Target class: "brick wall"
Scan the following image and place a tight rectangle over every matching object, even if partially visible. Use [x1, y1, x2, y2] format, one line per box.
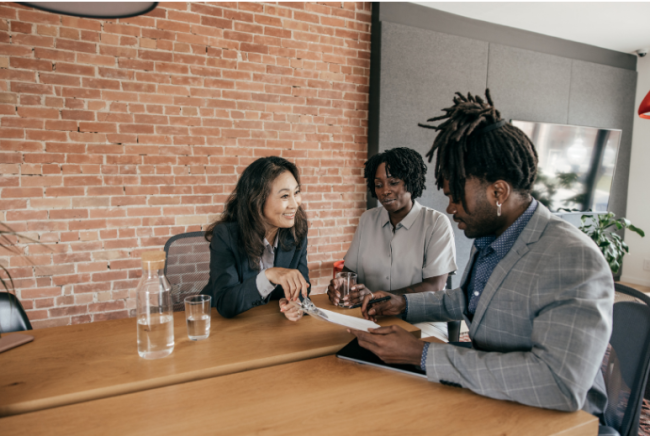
[0, 2, 370, 328]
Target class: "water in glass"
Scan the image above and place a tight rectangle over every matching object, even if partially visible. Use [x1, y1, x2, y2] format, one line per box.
[187, 314, 210, 340]
[185, 295, 211, 340]
[336, 272, 357, 308]
[137, 314, 174, 359]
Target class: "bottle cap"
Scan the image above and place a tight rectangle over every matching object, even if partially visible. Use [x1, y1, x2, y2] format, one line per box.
[141, 251, 166, 271]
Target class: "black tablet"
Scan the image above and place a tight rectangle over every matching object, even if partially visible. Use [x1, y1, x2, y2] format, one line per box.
[335, 338, 427, 378]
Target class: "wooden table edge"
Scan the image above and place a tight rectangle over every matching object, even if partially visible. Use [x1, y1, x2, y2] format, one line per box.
[0, 294, 420, 418]
[0, 354, 600, 436]
[0, 342, 352, 418]
[550, 417, 598, 436]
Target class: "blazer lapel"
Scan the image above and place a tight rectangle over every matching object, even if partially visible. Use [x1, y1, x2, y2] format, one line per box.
[468, 203, 552, 336]
[460, 246, 478, 290]
[274, 239, 297, 269]
[461, 247, 479, 328]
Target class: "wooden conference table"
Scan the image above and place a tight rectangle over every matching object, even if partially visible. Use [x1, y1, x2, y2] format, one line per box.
[0, 293, 598, 435]
[0, 355, 597, 436]
[0, 294, 418, 417]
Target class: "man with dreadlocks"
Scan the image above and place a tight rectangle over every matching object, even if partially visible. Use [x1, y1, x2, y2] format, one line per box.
[350, 90, 613, 419]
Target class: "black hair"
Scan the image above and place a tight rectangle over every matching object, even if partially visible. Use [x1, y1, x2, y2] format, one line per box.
[204, 156, 308, 270]
[419, 89, 538, 206]
[364, 147, 427, 199]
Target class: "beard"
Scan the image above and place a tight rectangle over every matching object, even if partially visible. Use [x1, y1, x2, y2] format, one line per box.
[459, 192, 501, 239]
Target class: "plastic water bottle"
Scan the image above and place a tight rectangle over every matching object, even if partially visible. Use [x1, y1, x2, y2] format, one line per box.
[136, 251, 174, 359]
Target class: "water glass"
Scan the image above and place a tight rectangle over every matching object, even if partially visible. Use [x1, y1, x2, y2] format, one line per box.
[185, 295, 211, 341]
[336, 272, 357, 308]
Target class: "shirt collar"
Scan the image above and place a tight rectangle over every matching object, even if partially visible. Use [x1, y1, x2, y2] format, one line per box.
[263, 234, 279, 251]
[474, 198, 538, 258]
[381, 201, 423, 230]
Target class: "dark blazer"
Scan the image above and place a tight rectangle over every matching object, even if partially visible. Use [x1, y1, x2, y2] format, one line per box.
[200, 222, 310, 318]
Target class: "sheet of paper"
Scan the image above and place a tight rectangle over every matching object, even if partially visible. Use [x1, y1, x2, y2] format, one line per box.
[309, 307, 380, 332]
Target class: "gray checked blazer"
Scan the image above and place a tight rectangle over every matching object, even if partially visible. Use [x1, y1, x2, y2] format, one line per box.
[405, 203, 614, 416]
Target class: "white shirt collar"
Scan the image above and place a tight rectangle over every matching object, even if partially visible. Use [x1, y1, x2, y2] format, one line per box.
[263, 234, 279, 250]
[381, 200, 423, 230]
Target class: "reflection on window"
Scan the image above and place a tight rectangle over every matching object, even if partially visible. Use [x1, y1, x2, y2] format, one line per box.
[511, 121, 621, 212]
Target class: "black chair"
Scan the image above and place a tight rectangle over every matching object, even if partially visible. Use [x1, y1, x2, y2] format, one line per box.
[446, 275, 462, 342]
[0, 292, 32, 333]
[163, 232, 211, 312]
[599, 283, 650, 436]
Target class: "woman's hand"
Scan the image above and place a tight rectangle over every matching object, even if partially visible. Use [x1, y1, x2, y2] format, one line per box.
[279, 298, 303, 322]
[265, 267, 309, 301]
[360, 290, 406, 321]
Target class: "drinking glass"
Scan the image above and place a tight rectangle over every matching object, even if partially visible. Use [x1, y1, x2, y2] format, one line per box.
[185, 295, 211, 341]
[335, 272, 357, 308]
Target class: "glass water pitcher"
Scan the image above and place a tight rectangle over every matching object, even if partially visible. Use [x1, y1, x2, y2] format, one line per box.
[136, 251, 174, 359]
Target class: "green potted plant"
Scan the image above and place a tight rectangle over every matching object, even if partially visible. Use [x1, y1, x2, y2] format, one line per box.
[579, 212, 645, 276]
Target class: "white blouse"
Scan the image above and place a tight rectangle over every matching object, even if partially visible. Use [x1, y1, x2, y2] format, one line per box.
[344, 201, 457, 293]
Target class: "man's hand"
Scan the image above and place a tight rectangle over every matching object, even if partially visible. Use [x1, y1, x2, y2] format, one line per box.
[349, 325, 425, 366]
[265, 267, 309, 301]
[360, 291, 406, 321]
[279, 298, 303, 322]
[327, 278, 369, 307]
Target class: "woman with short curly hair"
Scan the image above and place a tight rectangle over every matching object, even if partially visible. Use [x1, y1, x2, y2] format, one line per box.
[328, 147, 457, 338]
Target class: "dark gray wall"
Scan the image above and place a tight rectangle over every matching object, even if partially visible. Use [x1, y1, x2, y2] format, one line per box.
[370, 3, 638, 287]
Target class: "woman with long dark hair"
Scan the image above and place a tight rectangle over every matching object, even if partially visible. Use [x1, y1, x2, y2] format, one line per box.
[201, 156, 310, 319]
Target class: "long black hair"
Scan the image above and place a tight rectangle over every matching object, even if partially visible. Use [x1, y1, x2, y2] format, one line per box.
[419, 89, 538, 206]
[205, 156, 308, 270]
[364, 147, 427, 199]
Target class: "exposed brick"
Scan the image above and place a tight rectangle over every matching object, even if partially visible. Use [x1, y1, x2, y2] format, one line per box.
[11, 21, 32, 34]
[76, 53, 115, 67]
[56, 62, 95, 76]
[12, 82, 54, 96]
[2, 0, 370, 329]
[18, 10, 60, 25]
[56, 38, 96, 53]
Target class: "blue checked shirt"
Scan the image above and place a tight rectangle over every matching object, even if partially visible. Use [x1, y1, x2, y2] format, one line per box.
[419, 198, 538, 371]
[466, 199, 538, 315]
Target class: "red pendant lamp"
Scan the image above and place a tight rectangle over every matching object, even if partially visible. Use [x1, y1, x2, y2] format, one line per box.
[639, 90, 650, 119]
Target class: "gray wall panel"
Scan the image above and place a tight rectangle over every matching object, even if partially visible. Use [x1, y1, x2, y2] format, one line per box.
[379, 22, 489, 286]
[369, 4, 638, 288]
[378, 3, 636, 71]
[487, 44, 572, 124]
[568, 61, 638, 221]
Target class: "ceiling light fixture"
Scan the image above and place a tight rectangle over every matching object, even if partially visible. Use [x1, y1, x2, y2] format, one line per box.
[22, 2, 158, 19]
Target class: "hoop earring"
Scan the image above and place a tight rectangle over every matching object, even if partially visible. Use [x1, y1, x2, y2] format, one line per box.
[496, 201, 502, 217]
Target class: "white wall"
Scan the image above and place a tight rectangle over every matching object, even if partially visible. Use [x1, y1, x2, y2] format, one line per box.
[621, 55, 650, 286]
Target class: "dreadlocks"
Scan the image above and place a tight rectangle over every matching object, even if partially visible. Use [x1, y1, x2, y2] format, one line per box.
[418, 89, 538, 206]
[364, 147, 428, 199]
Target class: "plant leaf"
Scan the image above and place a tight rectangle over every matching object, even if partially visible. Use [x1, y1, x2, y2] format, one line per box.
[628, 225, 645, 237]
[0, 263, 15, 293]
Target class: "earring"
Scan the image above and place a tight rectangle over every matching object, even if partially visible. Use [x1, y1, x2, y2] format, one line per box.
[496, 201, 502, 217]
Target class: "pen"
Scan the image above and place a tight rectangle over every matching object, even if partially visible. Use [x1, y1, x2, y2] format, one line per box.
[349, 296, 391, 309]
